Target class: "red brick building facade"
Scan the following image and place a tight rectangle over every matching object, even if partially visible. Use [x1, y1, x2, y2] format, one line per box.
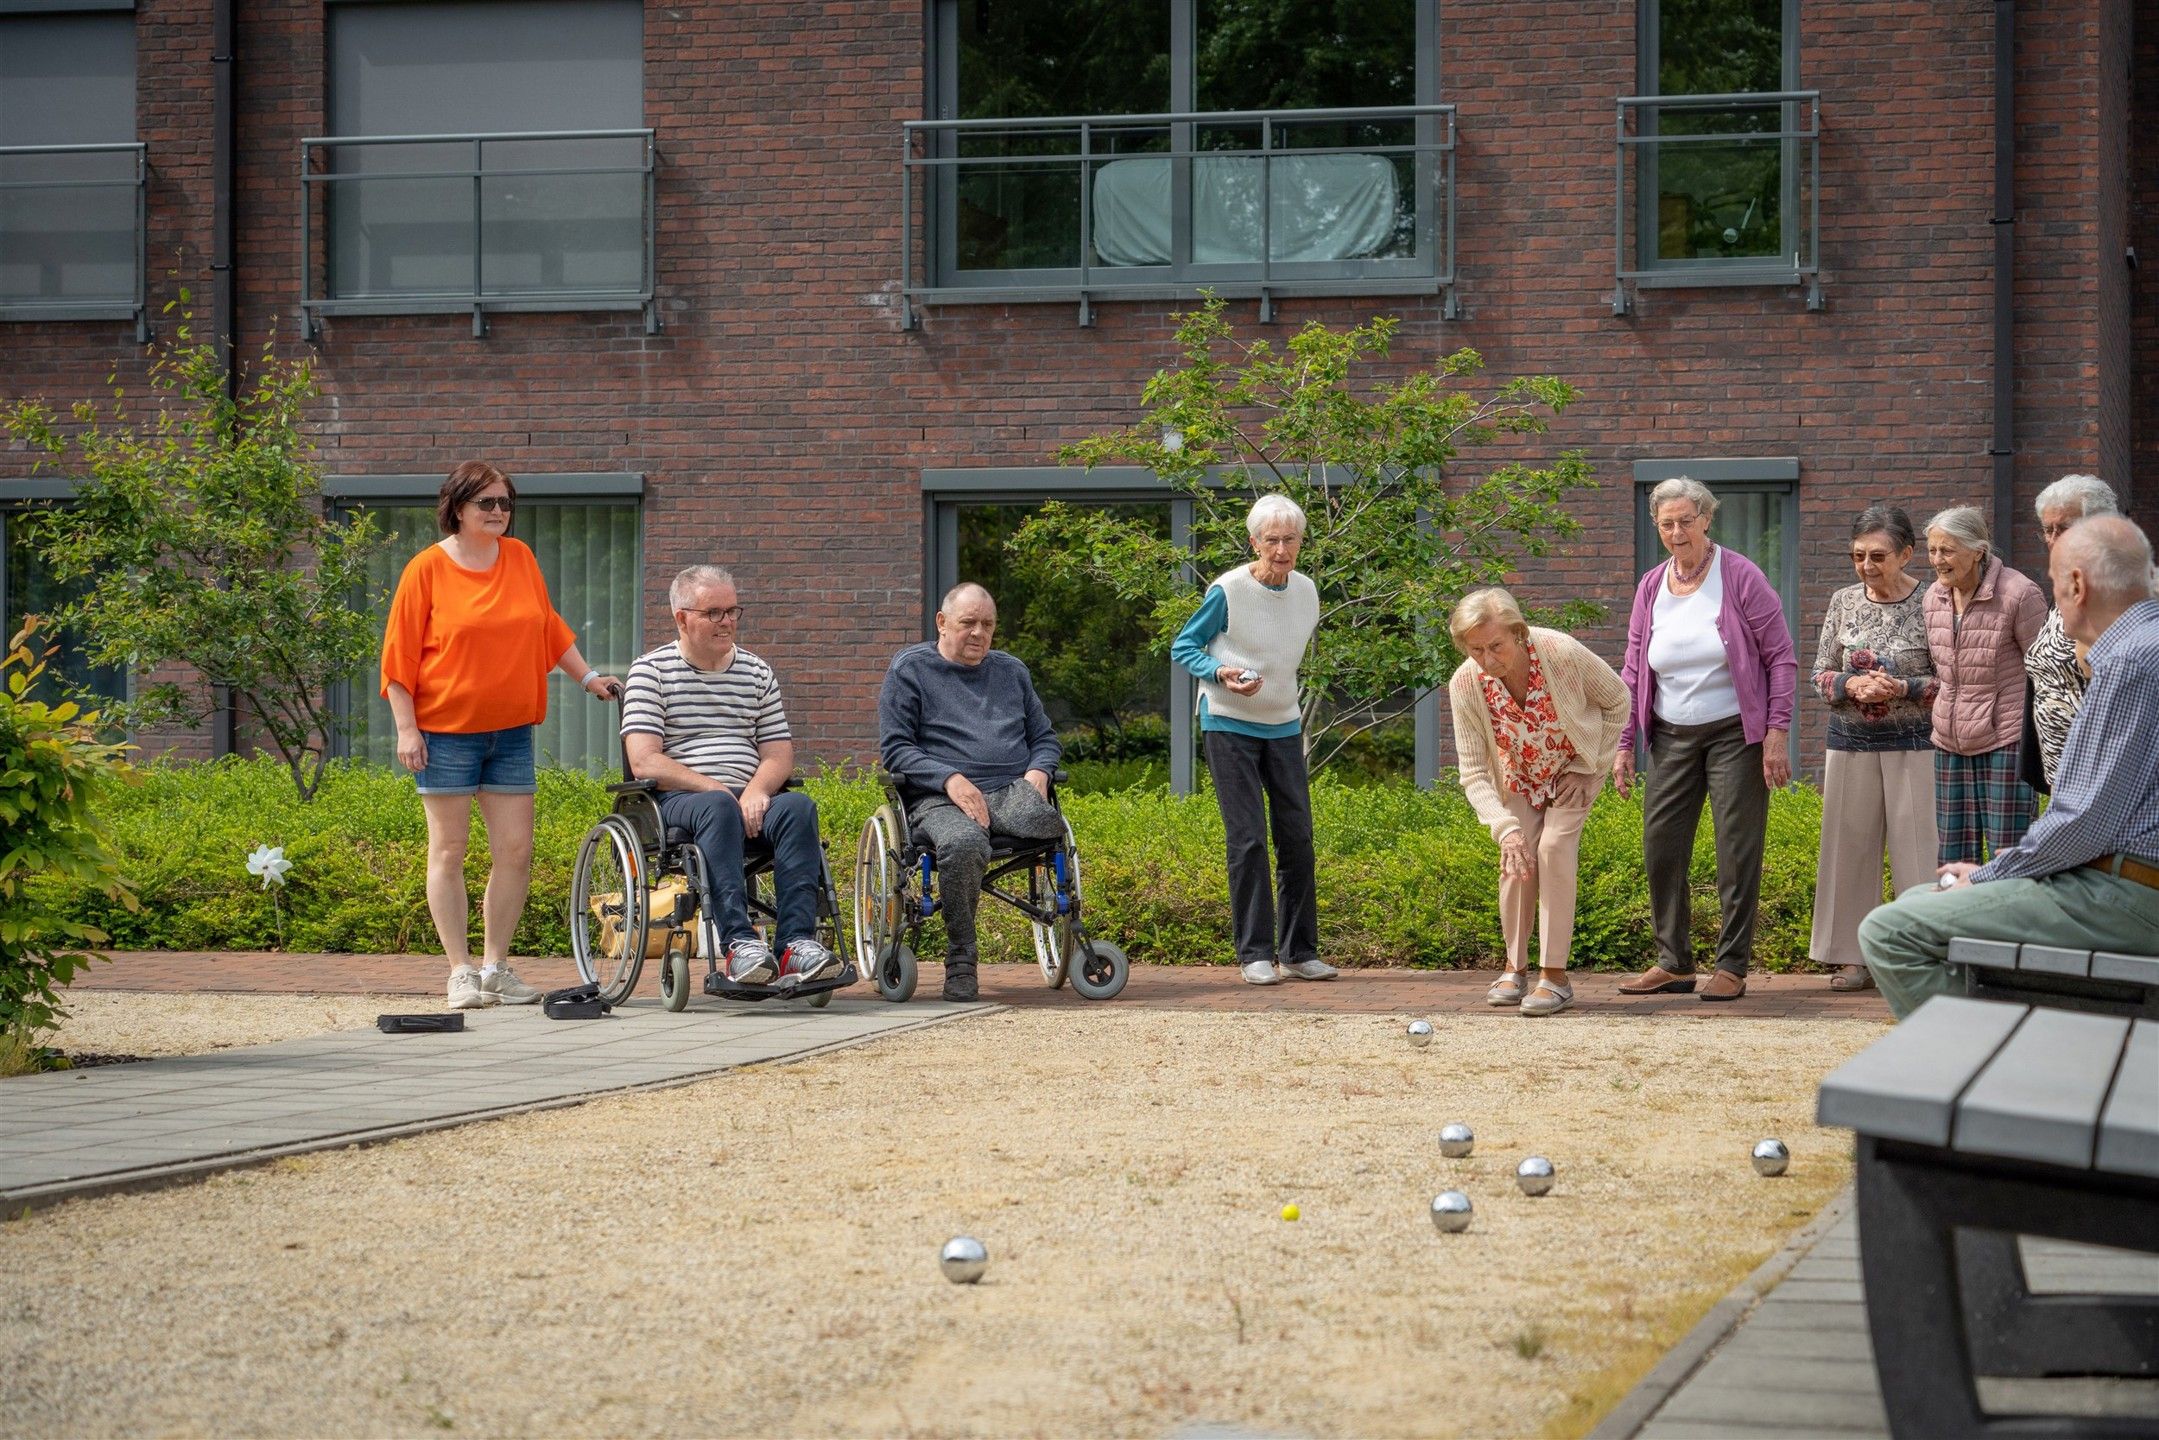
[4, 0, 2155, 777]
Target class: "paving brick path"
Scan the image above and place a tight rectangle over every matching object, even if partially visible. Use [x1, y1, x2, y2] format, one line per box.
[79, 951, 1891, 1018]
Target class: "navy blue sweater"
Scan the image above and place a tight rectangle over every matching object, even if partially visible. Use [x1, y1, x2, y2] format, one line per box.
[878, 643, 1061, 799]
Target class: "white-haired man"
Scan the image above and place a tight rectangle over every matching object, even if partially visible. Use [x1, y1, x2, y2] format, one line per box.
[2024, 473, 2119, 788]
[619, 565, 839, 987]
[1171, 494, 1334, 986]
[1861, 516, 2159, 1017]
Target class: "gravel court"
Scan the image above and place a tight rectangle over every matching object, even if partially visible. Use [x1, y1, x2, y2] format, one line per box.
[0, 1007, 1885, 1439]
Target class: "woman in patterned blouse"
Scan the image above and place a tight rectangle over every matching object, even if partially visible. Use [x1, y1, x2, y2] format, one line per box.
[1808, 505, 1939, 991]
[2025, 474, 2119, 789]
[1447, 588, 1631, 1016]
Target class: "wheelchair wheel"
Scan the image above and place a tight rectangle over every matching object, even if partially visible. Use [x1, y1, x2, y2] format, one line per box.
[659, 939, 692, 1013]
[1068, 936, 1130, 1002]
[805, 987, 833, 1009]
[571, 815, 648, 1006]
[873, 942, 918, 1004]
[1028, 815, 1083, 989]
[853, 805, 912, 989]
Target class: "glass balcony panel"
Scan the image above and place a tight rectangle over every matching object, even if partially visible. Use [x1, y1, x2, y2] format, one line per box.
[328, 175, 476, 300]
[479, 172, 643, 295]
[1651, 129, 1784, 263]
[0, 179, 135, 304]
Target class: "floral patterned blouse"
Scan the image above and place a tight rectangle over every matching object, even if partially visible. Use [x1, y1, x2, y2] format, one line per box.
[1479, 642, 1580, 808]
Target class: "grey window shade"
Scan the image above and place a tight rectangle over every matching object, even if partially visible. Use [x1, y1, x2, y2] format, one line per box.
[324, 0, 643, 301]
[0, 12, 136, 304]
[349, 501, 642, 776]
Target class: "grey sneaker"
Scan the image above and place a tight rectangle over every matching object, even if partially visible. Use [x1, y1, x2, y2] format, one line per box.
[446, 964, 491, 1010]
[481, 964, 543, 1005]
[726, 936, 779, 985]
[781, 938, 840, 986]
[1283, 958, 1338, 982]
[1241, 960, 1284, 986]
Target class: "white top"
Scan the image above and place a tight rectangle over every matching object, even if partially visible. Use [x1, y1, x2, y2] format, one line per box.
[1647, 548, 1742, 726]
[619, 641, 790, 788]
[1202, 564, 1319, 728]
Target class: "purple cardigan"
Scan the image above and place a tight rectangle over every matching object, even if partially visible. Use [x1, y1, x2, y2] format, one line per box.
[1618, 547, 1799, 752]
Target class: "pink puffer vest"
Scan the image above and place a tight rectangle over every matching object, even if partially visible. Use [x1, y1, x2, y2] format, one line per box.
[1922, 554, 2047, 755]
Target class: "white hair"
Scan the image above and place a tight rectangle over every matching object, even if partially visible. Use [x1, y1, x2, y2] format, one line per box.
[669, 564, 737, 611]
[1648, 476, 1719, 523]
[1924, 504, 1991, 556]
[1246, 494, 1308, 539]
[2034, 473, 2118, 522]
[2057, 517, 2155, 604]
[1447, 587, 1529, 647]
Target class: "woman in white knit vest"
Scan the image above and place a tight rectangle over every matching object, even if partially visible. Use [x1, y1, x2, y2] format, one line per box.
[1447, 588, 1630, 1015]
[1171, 495, 1332, 986]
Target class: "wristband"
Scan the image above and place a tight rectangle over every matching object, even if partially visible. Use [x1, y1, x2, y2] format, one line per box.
[580, 668, 600, 689]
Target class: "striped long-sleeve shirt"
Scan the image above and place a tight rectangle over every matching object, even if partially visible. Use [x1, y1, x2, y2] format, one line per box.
[1972, 599, 2159, 882]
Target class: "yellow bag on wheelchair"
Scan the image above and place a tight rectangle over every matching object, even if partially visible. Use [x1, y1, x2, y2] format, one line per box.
[587, 877, 700, 959]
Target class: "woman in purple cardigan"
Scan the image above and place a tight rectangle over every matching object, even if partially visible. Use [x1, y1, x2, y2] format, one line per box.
[1612, 477, 1799, 1002]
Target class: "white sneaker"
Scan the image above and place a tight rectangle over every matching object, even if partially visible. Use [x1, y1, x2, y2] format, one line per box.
[727, 936, 779, 985]
[481, 964, 543, 1005]
[447, 964, 492, 1010]
[1282, 958, 1338, 982]
[1241, 960, 1284, 986]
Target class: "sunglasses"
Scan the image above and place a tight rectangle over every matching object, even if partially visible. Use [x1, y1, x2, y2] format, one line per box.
[470, 496, 514, 513]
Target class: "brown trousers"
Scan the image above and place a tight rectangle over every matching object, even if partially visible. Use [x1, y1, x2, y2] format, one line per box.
[1642, 715, 1769, 977]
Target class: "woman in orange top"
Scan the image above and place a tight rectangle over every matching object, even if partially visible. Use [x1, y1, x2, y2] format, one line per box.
[381, 461, 620, 1011]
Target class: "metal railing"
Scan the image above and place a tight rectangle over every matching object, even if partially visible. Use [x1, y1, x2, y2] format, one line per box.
[0, 142, 149, 340]
[300, 128, 657, 338]
[1614, 91, 1821, 313]
[901, 104, 1456, 327]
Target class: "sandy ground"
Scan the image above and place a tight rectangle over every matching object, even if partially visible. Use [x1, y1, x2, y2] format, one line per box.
[47, 991, 411, 1058]
[0, 1004, 1886, 1440]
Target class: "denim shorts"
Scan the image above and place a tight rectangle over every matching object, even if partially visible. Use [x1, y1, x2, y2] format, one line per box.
[415, 725, 537, 796]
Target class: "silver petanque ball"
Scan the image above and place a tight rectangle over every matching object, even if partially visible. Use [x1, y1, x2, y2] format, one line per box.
[1430, 1191, 1474, 1233]
[1752, 1138, 1791, 1177]
[940, 1236, 989, 1284]
[1515, 1155, 1556, 1196]
[1407, 1019, 1434, 1048]
[1439, 1123, 1475, 1159]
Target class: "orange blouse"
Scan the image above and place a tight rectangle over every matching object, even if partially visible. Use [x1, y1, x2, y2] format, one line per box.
[379, 537, 576, 734]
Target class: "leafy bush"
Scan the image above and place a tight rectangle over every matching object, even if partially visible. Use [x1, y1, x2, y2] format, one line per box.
[2, 621, 138, 1060]
[34, 755, 1837, 973]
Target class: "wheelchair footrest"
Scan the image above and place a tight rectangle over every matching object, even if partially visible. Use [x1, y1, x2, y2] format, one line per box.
[701, 963, 859, 1003]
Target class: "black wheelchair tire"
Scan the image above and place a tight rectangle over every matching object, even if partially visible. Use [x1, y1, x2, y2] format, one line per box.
[571, 814, 648, 1007]
[1068, 937, 1129, 1002]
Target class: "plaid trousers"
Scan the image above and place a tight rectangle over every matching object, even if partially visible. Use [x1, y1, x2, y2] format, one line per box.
[1934, 745, 2036, 866]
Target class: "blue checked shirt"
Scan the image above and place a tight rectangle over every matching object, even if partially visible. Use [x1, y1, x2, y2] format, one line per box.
[1974, 599, 2159, 883]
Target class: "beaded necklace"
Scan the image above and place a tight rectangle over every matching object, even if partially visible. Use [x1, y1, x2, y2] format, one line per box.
[1671, 543, 1717, 589]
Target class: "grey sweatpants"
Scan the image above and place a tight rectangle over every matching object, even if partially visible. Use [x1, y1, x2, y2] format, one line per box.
[907, 780, 1065, 961]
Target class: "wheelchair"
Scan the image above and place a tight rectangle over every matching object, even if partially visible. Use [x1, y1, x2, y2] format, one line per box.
[570, 735, 854, 1012]
[850, 770, 1129, 1003]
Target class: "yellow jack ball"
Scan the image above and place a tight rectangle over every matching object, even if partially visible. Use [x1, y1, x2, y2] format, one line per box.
[1280, 1203, 1300, 1222]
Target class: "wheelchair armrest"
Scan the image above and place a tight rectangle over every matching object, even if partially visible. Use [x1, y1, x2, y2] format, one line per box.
[607, 777, 659, 796]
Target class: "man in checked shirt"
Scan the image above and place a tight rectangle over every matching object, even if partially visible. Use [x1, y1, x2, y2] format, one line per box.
[1860, 516, 2159, 1019]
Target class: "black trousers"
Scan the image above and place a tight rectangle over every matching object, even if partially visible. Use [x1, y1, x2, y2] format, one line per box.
[1641, 715, 1770, 977]
[1204, 729, 1319, 967]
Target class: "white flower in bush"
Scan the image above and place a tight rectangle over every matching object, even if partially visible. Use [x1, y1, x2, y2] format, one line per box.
[245, 844, 292, 890]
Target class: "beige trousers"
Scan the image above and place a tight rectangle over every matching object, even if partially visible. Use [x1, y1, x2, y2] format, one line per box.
[1498, 787, 1594, 971]
[1809, 747, 1939, 968]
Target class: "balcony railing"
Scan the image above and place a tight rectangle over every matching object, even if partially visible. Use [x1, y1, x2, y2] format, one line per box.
[0, 142, 149, 340]
[900, 104, 1456, 328]
[300, 129, 657, 338]
[1614, 91, 1821, 313]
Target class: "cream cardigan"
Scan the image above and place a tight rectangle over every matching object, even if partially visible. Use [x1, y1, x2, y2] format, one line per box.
[1448, 627, 1631, 843]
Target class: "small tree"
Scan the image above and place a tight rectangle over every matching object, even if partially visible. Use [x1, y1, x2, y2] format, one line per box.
[4, 316, 386, 800]
[0, 619, 137, 1066]
[1012, 296, 1597, 773]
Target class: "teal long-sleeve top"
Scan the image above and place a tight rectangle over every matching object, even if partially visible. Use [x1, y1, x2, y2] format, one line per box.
[1170, 581, 1304, 740]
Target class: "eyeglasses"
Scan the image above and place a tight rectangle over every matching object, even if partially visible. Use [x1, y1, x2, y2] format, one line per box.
[470, 496, 514, 513]
[2040, 521, 2074, 541]
[683, 605, 742, 624]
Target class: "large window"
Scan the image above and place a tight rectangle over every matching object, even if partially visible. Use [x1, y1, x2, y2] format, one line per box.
[0, 5, 145, 332]
[912, 0, 1448, 316]
[0, 503, 128, 709]
[331, 478, 642, 776]
[305, 0, 653, 335]
[1619, 0, 1818, 305]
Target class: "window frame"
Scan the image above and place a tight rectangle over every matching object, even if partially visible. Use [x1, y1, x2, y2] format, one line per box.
[911, 0, 1452, 322]
[322, 471, 644, 774]
[0, 480, 133, 711]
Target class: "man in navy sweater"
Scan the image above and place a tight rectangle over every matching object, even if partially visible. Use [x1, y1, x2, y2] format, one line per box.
[878, 583, 1064, 1001]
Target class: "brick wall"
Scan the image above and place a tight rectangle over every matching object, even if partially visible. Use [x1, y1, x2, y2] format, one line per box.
[2131, 0, 2159, 526]
[3, 0, 2133, 774]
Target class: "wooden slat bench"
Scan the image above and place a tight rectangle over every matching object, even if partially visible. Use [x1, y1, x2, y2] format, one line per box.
[1817, 995, 2159, 1437]
[1950, 937, 2159, 1018]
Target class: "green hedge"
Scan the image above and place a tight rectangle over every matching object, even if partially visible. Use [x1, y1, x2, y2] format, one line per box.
[43, 756, 1834, 971]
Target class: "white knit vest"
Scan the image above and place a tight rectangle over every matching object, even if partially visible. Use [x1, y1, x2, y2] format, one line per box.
[1202, 565, 1319, 727]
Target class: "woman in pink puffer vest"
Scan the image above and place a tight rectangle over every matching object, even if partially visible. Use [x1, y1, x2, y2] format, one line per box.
[1922, 505, 2047, 864]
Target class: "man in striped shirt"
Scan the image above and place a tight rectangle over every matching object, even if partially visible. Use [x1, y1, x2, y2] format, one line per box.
[1860, 517, 2159, 1018]
[620, 564, 839, 988]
